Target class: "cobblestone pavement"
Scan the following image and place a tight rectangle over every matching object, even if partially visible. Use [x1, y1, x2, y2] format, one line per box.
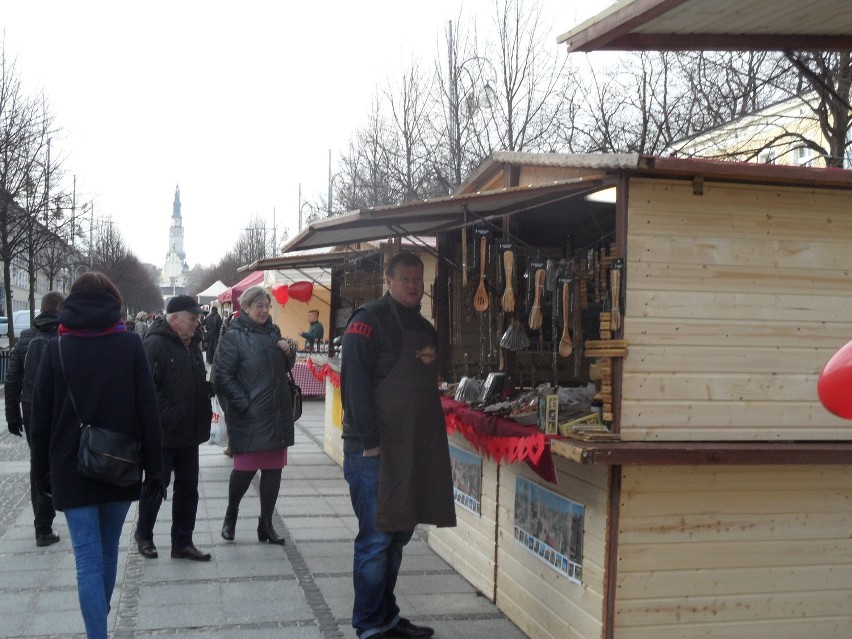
[0, 390, 527, 639]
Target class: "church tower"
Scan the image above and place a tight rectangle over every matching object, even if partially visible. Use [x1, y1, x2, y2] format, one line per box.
[160, 184, 190, 295]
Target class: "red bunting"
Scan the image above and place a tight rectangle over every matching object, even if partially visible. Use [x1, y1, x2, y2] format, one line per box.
[305, 357, 341, 388]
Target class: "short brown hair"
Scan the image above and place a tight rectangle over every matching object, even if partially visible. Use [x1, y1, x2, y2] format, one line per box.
[70, 271, 123, 303]
[385, 252, 423, 277]
[40, 290, 65, 315]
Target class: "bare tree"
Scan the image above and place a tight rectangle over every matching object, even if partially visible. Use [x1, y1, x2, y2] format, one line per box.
[0, 44, 55, 341]
[433, 17, 490, 191]
[784, 51, 852, 167]
[481, 0, 569, 153]
[336, 98, 399, 211]
[88, 218, 161, 315]
[382, 60, 441, 202]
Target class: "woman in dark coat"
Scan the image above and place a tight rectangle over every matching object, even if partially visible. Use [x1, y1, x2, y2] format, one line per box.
[30, 272, 164, 639]
[214, 285, 296, 544]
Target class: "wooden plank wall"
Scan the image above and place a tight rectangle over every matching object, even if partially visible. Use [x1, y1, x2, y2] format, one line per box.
[427, 433, 500, 600]
[615, 465, 852, 638]
[623, 178, 852, 440]
[494, 458, 609, 639]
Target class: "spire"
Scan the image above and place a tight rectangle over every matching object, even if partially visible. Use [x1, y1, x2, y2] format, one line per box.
[173, 184, 181, 219]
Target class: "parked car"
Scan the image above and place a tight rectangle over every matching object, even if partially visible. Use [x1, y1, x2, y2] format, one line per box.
[10, 309, 32, 332]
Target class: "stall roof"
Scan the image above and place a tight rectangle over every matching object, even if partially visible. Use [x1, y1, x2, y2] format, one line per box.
[238, 246, 378, 273]
[557, 0, 852, 52]
[281, 176, 605, 252]
[217, 270, 264, 305]
[279, 153, 852, 254]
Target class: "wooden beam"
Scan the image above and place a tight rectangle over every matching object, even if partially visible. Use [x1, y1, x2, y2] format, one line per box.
[558, 0, 690, 52]
[596, 33, 852, 52]
[551, 439, 852, 465]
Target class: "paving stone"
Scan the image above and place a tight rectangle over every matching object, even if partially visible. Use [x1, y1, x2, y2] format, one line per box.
[0, 397, 528, 639]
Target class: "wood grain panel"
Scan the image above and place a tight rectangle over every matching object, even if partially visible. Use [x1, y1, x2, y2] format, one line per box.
[614, 466, 852, 637]
[622, 372, 820, 402]
[628, 289, 852, 322]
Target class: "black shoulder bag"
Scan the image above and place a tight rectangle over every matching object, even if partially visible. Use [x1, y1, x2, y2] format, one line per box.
[58, 337, 142, 487]
[288, 369, 303, 422]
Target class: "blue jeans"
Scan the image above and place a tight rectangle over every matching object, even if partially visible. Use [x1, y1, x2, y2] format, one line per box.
[344, 452, 414, 638]
[64, 501, 132, 639]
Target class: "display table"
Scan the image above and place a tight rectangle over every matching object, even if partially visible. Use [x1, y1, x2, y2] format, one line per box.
[292, 360, 327, 397]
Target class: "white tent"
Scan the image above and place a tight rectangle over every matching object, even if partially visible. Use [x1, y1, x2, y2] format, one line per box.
[196, 280, 227, 306]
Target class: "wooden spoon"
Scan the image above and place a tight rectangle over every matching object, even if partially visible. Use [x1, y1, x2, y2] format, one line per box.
[558, 281, 572, 357]
[528, 269, 545, 330]
[473, 236, 489, 312]
[501, 250, 515, 313]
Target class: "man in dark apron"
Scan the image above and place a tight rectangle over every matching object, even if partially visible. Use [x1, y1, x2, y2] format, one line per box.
[342, 252, 456, 639]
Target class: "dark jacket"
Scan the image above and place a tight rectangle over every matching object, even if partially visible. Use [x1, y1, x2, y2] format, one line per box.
[214, 312, 296, 453]
[4, 312, 60, 430]
[143, 317, 212, 448]
[341, 294, 436, 452]
[29, 291, 163, 511]
[300, 320, 324, 349]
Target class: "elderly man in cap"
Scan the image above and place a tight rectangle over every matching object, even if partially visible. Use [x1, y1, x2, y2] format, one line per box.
[135, 295, 214, 561]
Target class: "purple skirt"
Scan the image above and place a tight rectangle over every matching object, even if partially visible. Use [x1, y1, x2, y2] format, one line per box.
[233, 448, 288, 471]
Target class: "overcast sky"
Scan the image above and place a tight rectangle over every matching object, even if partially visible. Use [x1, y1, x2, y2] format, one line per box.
[1, 0, 611, 271]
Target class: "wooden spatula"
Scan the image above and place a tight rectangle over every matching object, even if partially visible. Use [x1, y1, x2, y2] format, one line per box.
[528, 269, 545, 330]
[558, 281, 572, 357]
[501, 250, 515, 313]
[473, 236, 489, 312]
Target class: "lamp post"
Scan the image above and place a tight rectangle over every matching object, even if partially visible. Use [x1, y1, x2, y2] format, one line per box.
[446, 21, 499, 190]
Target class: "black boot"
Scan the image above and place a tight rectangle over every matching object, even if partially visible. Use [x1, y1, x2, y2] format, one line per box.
[257, 516, 285, 545]
[221, 507, 238, 541]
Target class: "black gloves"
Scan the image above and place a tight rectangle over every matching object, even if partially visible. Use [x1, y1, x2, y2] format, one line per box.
[143, 475, 167, 503]
[7, 421, 23, 437]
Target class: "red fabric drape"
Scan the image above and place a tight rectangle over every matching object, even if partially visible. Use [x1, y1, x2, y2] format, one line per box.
[441, 398, 557, 483]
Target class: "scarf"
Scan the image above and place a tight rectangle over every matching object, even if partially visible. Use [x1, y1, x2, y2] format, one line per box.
[58, 321, 127, 337]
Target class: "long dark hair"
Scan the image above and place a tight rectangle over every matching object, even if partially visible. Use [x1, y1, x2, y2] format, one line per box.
[71, 271, 123, 304]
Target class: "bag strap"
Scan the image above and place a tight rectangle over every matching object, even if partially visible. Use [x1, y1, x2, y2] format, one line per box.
[57, 337, 84, 428]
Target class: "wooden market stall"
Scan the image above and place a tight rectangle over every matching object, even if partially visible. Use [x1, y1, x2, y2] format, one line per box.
[284, 151, 852, 639]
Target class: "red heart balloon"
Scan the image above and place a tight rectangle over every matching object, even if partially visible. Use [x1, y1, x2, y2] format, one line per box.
[270, 284, 289, 305]
[288, 281, 314, 303]
[818, 340, 852, 419]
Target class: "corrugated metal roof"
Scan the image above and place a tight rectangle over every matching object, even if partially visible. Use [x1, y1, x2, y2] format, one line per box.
[558, 0, 852, 51]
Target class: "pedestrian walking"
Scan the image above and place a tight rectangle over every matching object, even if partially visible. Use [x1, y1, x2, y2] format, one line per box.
[204, 305, 222, 364]
[29, 271, 164, 639]
[214, 285, 296, 545]
[135, 294, 213, 562]
[4, 290, 66, 547]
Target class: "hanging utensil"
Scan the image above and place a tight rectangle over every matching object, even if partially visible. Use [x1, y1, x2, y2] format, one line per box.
[473, 236, 489, 312]
[461, 226, 468, 288]
[528, 269, 545, 330]
[610, 260, 623, 332]
[501, 250, 515, 313]
[558, 281, 573, 357]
